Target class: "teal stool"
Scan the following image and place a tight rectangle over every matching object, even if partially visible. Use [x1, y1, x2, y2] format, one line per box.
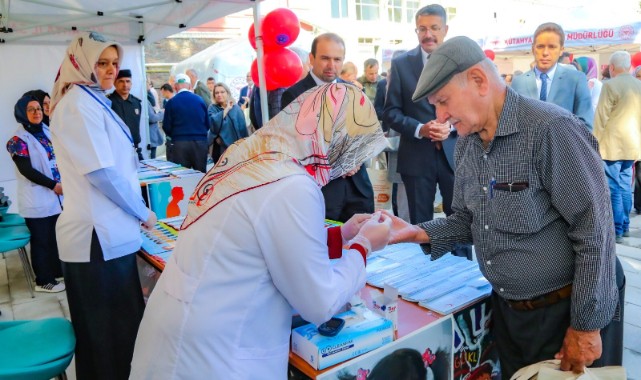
[0, 318, 76, 380]
[0, 226, 34, 297]
[0, 213, 26, 227]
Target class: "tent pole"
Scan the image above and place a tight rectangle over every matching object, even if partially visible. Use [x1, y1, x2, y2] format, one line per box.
[253, 1, 269, 125]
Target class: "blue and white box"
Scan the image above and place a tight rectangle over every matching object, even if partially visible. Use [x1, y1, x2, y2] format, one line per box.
[291, 308, 394, 370]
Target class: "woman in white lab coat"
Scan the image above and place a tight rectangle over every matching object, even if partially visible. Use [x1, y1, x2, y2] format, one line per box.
[130, 83, 390, 379]
[49, 31, 156, 380]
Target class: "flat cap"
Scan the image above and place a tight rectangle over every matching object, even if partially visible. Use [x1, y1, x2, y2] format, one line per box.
[412, 36, 486, 101]
[116, 69, 132, 79]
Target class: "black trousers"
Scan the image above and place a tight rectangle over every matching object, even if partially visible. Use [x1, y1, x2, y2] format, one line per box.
[401, 157, 472, 260]
[323, 176, 374, 223]
[24, 214, 62, 285]
[401, 150, 454, 224]
[492, 258, 625, 380]
[62, 231, 145, 380]
[166, 140, 208, 172]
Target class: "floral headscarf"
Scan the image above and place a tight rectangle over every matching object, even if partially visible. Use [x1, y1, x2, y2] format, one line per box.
[182, 83, 387, 229]
[50, 31, 123, 114]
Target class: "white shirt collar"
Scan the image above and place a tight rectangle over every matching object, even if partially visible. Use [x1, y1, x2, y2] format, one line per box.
[310, 71, 335, 86]
[534, 64, 558, 81]
[421, 49, 429, 65]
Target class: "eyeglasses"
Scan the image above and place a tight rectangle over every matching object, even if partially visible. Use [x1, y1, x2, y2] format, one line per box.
[26, 107, 43, 113]
[415, 25, 442, 35]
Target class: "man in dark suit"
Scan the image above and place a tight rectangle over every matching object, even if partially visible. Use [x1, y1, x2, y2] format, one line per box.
[511, 22, 593, 130]
[281, 33, 375, 222]
[383, 4, 457, 225]
[238, 72, 253, 108]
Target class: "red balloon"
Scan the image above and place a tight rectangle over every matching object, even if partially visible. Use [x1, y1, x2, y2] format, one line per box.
[484, 49, 495, 61]
[632, 52, 641, 68]
[250, 59, 281, 91]
[261, 8, 300, 50]
[248, 23, 257, 50]
[265, 48, 303, 88]
[250, 49, 303, 90]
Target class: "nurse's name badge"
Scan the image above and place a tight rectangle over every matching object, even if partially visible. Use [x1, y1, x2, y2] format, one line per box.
[135, 108, 140, 115]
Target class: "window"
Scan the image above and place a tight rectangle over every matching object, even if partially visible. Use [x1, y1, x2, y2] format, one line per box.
[387, 0, 402, 23]
[356, 0, 380, 21]
[406, 0, 419, 23]
[446, 7, 457, 22]
[331, 0, 349, 18]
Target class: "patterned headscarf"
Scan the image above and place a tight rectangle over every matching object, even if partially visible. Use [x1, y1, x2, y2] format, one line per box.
[50, 31, 123, 114]
[574, 57, 598, 81]
[182, 83, 387, 229]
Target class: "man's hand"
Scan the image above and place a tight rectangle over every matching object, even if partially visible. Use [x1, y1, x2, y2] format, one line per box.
[555, 326, 602, 373]
[342, 164, 362, 178]
[427, 121, 451, 141]
[341, 213, 371, 242]
[142, 210, 157, 231]
[380, 210, 430, 244]
[53, 183, 63, 195]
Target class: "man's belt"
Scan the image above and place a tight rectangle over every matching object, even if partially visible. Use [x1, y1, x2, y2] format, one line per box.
[505, 284, 572, 311]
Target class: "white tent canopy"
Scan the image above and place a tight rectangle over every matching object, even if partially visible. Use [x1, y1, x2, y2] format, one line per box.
[0, 0, 256, 211]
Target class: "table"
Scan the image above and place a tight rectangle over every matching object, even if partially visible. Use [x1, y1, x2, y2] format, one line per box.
[136, 221, 498, 380]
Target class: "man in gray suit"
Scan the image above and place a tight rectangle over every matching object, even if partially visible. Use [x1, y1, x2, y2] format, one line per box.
[594, 51, 641, 242]
[186, 69, 212, 107]
[511, 22, 593, 130]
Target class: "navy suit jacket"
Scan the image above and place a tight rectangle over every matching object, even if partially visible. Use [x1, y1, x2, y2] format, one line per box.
[511, 64, 593, 130]
[281, 74, 374, 200]
[238, 85, 252, 107]
[382, 46, 457, 175]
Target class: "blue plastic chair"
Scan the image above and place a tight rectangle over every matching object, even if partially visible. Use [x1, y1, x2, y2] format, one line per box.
[0, 225, 34, 297]
[0, 318, 76, 380]
[0, 213, 26, 227]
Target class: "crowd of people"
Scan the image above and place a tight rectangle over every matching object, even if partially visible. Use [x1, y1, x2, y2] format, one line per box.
[4, 2, 641, 379]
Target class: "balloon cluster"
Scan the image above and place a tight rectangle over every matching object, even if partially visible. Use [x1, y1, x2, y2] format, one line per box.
[632, 52, 641, 69]
[248, 9, 303, 90]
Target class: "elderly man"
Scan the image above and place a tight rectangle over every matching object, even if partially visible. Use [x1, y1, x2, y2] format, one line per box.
[186, 69, 212, 107]
[594, 51, 641, 242]
[162, 73, 209, 172]
[386, 36, 623, 379]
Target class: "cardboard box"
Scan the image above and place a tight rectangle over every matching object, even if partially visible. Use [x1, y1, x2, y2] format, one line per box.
[291, 308, 394, 370]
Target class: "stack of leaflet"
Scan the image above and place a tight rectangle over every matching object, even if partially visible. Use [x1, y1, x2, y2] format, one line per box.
[140, 220, 178, 265]
[366, 243, 491, 315]
[141, 159, 182, 170]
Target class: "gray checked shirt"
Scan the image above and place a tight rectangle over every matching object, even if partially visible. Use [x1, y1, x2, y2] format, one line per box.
[421, 88, 618, 331]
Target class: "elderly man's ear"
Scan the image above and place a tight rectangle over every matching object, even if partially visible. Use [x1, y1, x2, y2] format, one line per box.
[468, 67, 490, 95]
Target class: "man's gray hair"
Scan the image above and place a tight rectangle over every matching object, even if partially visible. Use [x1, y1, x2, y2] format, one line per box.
[609, 51, 631, 70]
[186, 69, 198, 78]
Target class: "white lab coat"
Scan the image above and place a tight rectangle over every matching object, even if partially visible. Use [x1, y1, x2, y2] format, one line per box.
[50, 85, 142, 262]
[130, 175, 366, 379]
[12, 125, 63, 218]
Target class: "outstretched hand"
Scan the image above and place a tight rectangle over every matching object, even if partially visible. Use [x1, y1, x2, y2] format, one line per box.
[379, 210, 430, 244]
[555, 327, 602, 374]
